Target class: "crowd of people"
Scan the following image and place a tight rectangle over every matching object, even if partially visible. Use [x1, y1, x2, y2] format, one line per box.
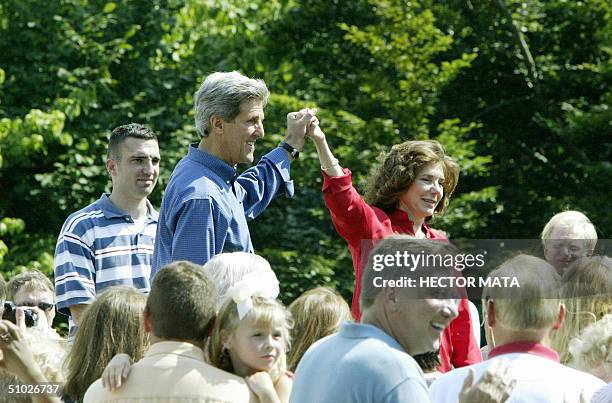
[0, 71, 609, 403]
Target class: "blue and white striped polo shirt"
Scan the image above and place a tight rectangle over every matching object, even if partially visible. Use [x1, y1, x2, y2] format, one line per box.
[54, 193, 158, 318]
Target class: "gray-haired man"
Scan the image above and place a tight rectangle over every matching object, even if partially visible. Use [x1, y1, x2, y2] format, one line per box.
[152, 71, 314, 276]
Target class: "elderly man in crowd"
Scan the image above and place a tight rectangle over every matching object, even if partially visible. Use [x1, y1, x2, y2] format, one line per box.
[84, 260, 255, 402]
[430, 254, 605, 402]
[291, 236, 514, 403]
[152, 71, 315, 275]
[541, 210, 597, 275]
[54, 123, 160, 339]
[5, 270, 56, 329]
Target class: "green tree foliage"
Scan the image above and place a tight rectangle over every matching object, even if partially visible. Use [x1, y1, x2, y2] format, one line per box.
[0, 0, 609, 306]
[429, 0, 612, 237]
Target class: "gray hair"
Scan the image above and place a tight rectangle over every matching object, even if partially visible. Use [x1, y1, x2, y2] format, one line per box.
[194, 71, 269, 137]
[202, 252, 277, 311]
[541, 210, 598, 253]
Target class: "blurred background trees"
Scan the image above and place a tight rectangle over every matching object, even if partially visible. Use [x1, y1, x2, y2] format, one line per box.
[1, 0, 610, 305]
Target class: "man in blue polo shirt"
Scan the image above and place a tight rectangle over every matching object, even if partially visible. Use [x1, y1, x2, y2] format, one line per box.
[151, 71, 315, 275]
[54, 123, 160, 339]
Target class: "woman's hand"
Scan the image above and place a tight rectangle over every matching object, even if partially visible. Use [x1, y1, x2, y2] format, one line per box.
[305, 116, 326, 144]
[101, 353, 132, 391]
[245, 372, 280, 403]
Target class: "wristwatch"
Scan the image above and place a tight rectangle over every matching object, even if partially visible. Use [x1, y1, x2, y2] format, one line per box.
[279, 141, 299, 159]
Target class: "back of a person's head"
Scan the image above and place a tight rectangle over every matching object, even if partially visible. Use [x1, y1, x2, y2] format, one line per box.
[562, 255, 612, 299]
[552, 256, 612, 362]
[147, 261, 217, 340]
[567, 314, 612, 382]
[7, 269, 54, 300]
[541, 210, 598, 252]
[483, 254, 561, 332]
[287, 286, 352, 371]
[63, 286, 147, 402]
[203, 252, 276, 310]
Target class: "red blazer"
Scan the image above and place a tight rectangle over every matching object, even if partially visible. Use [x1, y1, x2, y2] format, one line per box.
[322, 168, 482, 372]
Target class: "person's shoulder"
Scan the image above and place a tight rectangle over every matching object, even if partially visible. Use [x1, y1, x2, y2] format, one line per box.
[177, 360, 254, 401]
[552, 361, 606, 386]
[82, 378, 107, 402]
[60, 199, 107, 235]
[430, 362, 473, 389]
[165, 163, 227, 202]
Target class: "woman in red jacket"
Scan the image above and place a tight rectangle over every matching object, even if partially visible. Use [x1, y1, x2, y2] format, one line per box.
[306, 118, 482, 372]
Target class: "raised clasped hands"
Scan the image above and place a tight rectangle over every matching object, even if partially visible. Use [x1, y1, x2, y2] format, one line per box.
[284, 108, 317, 152]
[305, 113, 325, 145]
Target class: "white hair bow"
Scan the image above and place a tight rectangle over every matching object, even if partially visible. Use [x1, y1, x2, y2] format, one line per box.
[226, 272, 280, 320]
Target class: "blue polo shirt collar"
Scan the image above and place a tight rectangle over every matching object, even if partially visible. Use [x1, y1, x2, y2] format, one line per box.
[187, 143, 237, 183]
[97, 193, 158, 222]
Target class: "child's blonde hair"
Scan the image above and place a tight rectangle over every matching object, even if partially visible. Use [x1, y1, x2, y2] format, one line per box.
[551, 256, 612, 363]
[567, 314, 612, 379]
[287, 287, 351, 371]
[208, 296, 293, 382]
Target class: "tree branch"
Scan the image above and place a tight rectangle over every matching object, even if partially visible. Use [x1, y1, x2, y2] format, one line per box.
[494, 0, 539, 89]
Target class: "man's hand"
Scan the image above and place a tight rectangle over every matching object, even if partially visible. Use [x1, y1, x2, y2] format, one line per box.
[283, 108, 317, 152]
[459, 360, 515, 403]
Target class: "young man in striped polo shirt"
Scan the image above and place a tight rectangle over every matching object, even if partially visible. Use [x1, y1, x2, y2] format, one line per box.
[54, 123, 160, 340]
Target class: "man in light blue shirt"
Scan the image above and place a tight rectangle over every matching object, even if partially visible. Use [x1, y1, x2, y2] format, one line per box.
[152, 71, 314, 275]
[291, 237, 512, 403]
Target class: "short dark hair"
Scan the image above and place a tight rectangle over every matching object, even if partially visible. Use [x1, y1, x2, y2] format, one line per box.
[107, 123, 158, 160]
[146, 261, 217, 341]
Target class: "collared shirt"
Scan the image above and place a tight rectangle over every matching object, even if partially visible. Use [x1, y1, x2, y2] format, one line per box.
[152, 144, 292, 276]
[291, 322, 429, 403]
[429, 341, 605, 403]
[322, 168, 445, 320]
[54, 193, 158, 318]
[84, 341, 255, 403]
[321, 168, 482, 372]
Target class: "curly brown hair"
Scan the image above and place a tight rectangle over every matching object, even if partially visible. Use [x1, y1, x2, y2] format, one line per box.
[363, 140, 459, 218]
